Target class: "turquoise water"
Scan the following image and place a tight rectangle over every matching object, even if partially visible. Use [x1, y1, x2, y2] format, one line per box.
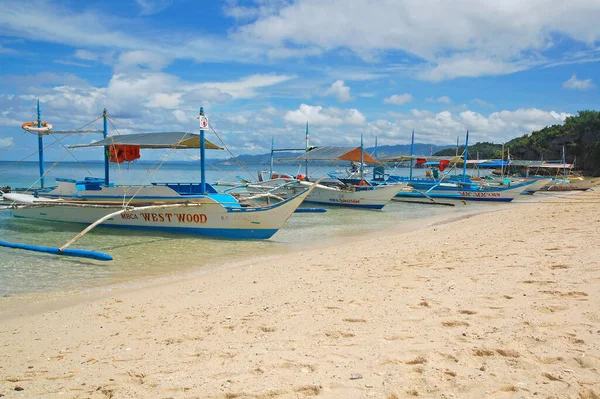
[0, 161, 491, 298]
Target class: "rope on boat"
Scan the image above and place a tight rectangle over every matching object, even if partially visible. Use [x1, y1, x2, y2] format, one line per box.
[207, 121, 257, 183]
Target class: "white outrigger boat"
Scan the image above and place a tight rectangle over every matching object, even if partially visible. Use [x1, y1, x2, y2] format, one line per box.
[0, 105, 313, 260]
[244, 134, 405, 210]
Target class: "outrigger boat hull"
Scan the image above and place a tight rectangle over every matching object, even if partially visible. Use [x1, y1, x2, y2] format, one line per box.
[396, 181, 535, 202]
[7, 191, 308, 240]
[247, 180, 404, 209]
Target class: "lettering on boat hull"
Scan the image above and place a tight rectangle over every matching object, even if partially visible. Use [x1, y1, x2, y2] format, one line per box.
[458, 191, 501, 198]
[120, 212, 208, 224]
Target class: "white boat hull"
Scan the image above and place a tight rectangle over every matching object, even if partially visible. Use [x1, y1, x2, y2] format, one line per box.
[396, 181, 535, 203]
[248, 180, 404, 209]
[7, 192, 309, 240]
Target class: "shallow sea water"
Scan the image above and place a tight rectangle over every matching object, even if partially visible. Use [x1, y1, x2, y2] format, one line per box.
[0, 161, 505, 299]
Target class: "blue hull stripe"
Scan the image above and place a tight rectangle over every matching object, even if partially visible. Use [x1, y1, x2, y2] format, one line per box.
[12, 216, 279, 239]
[395, 192, 513, 202]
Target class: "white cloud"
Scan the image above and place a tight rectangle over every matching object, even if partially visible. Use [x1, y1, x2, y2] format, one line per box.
[234, 0, 600, 79]
[324, 80, 352, 103]
[267, 46, 323, 59]
[147, 93, 183, 109]
[0, 44, 17, 54]
[284, 104, 366, 126]
[563, 74, 595, 90]
[115, 50, 171, 72]
[194, 74, 294, 100]
[0, 137, 15, 147]
[472, 98, 494, 108]
[74, 49, 98, 61]
[135, 0, 173, 16]
[172, 109, 190, 124]
[384, 94, 413, 105]
[227, 115, 249, 125]
[427, 96, 452, 104]
[417, 56, 532, 82]
[387, 108, 571, 144]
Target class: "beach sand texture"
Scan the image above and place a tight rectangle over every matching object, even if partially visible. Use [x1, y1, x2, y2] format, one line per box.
[1, 190, 599, 398]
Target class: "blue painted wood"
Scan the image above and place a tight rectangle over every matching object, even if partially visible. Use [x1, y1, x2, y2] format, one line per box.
[0, 240, 113, 261]
[103, 108, 109, 186]
[37, 99, 45, 188]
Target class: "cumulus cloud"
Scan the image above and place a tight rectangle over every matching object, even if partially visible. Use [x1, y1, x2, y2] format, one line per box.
[385, 108, 571, 144]
[324, 80, 352, 103]
[284, 104, 366, 126]
[115, 50, 172, 73]
[0, 137, 15, 147]
[563, 74, 595, 90]
[472, 98, 494, 108]
[427, 96, 452, 104]
[233, 0, 600, 79]
[0, 44, 17, 54]
[194, 74, 294, 100]
[227, 115, 249, 125]
[74, 49, 98, 61]
[384, 94, 413, 105]
[135, 0, 173, 16]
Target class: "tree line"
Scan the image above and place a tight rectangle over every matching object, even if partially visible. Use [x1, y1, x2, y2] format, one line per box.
[434, 110, 600, 176]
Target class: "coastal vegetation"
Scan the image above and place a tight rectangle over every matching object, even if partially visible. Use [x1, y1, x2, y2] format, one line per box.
[434, 110, 600, 176]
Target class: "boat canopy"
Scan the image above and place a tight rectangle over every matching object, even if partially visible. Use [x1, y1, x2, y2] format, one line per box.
[507, 160, 573, 168]
[292, 146, 379, 163]
[379, 154, 459, 163]
[70, 132, 222, 150]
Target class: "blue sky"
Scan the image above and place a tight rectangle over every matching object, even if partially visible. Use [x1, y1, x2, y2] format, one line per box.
[0, 0, 599, 161]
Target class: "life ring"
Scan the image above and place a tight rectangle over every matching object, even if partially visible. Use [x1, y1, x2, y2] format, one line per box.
[22, 121, 53, 133]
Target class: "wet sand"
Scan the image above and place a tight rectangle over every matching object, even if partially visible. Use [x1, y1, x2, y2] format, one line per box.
[1, 189, 599, 398]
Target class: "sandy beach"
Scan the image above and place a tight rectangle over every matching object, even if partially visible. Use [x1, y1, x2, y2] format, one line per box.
[1, 190, 599, 399]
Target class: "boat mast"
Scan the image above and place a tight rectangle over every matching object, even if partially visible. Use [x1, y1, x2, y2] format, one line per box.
[360, 134, 364, 181]
[500, 143, 505, 180]
[36, 99, 45, 188]
[562, 145, 566, 180]
[103, 108, 109, 186]
[409, 129, 415, 180]
[269, 136, 274, 176]
[305, 121, 309, 177]
[455, 136, 459, 157]
[462, 130, 469, 182]
[373, 136, 378, 158]
[199, 107, 207, 194]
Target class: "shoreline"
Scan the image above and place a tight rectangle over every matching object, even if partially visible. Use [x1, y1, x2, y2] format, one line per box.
[1, 190, 599, 398]
[0, 199, 504, 321]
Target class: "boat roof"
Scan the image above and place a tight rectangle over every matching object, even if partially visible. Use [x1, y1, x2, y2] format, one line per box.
[379, 154, 458, 162]
[293, 146, 379, 163]
[70, 132, 222, 149]
[508, 160, 573, 168]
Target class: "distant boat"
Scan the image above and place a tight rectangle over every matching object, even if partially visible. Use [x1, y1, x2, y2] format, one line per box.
[243, 133, 405, 210]
[369, 130, 540, 203]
